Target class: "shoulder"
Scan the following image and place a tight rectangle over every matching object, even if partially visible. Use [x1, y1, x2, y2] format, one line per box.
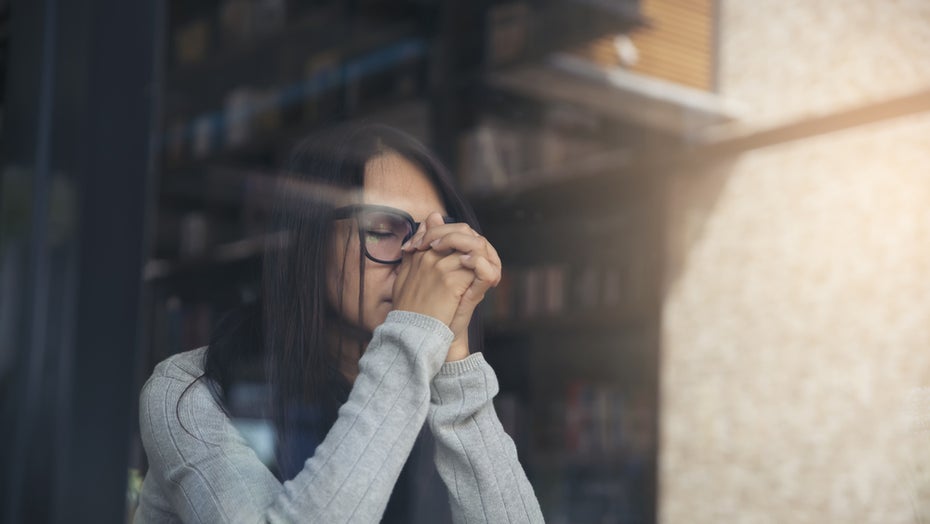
[140, 347, 213, 410]
[140, 348, 217, 429]
[139, 347, 233, 447]
[148, 346, 209, 383]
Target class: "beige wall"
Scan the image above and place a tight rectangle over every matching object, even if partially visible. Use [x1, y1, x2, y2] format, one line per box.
[720, 0, 930, 127]
[659, 1, 930, 522]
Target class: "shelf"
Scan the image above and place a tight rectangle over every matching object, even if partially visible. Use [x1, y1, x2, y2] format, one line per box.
[163, 96, 430, 173]
[486, 0, 645, 70]
[488, 53, 742, 137]
[483, 307, 647, 337]
[163, 30, 429, 171]
[467, 147, 632, 214]
[466, 146, 666, 225]
[169, 9, 333, 88]
[530, 450, 633, 471]
[143, 232, 288, 282]
[168, 8, 420, 93]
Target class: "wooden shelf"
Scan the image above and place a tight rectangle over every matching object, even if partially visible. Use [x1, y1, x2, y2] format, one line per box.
[143, 232, 288, 282]
[488, 53, 741, 136]
[467, 146, 660, 224]
[168, 9, 419, 93]
[484, 307, 648, 337]
[529, 450, 633, 471]
[486, 0, 645, 70]
[163, 97, 429, 173]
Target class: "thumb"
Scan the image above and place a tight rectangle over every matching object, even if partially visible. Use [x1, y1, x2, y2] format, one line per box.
[403, 211, 444, 252]
[425, 211, 445, 228]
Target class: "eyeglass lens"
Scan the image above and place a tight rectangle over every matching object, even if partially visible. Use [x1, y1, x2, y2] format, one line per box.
[357, 209, 414, 262]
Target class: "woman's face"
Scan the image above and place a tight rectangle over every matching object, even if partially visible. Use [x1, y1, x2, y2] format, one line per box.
[327, 152, 448, 333]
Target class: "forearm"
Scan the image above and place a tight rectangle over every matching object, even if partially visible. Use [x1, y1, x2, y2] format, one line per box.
[270, 311, 452, 522]
[428, 353, 544, 523]
[140, 312, 453, 523]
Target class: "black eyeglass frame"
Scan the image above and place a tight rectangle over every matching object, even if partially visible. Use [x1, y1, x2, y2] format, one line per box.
[332, 204, 457, 264]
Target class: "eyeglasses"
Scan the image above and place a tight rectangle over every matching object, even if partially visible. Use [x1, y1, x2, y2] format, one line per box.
[332, 204, 456, 264]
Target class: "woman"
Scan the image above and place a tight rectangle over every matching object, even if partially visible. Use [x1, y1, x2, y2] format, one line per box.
[135, 124, 544, 523]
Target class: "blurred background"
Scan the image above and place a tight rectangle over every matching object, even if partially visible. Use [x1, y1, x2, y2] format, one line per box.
[2, 0, 930, 522]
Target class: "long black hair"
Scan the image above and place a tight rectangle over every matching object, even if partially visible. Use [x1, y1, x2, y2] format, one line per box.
[200, 123, 484, 477]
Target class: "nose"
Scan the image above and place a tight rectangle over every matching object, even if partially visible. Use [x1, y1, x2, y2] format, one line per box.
[390, 257, 403, 275]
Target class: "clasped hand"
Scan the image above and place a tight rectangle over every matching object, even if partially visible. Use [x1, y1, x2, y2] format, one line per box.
[391, 213, 502, 362]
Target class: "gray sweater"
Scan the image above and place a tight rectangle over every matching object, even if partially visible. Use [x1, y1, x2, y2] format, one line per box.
[135, 311, 544, 523]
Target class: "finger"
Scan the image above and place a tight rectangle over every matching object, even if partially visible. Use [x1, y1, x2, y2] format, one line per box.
[448, 257, 497, 336]
[428, 232, 489, 256]
[433, 249, 473, 274]
[398, 249, 475, 283]
[484, 239, 502, 268]
[401, 211, 446, 252]
[424, 212, 445, 228]
[433, 252, 477, 289]
[414, 222, 479, 251]
[460, 255, 501, 288]
[401, 222, 428, 252]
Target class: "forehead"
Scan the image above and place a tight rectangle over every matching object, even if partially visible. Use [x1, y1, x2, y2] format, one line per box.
[362, 153, 447, 221]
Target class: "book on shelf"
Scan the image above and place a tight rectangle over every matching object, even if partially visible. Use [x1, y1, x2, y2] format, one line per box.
[165, 36, 428, 167]
[481, 258, 646, 326]
[302, 50, 344, 125]
[533, 379, 654, 523]
[484, 0, 642, 71]
[171, 211, 252, 262]
[457, 105, 616, 194]
[173, 0, 289, 70]
[173, 18, 211, 67]
[486, 2, 530, 67]
[563, 381, 631, 459]
[546, 386, 645, 457]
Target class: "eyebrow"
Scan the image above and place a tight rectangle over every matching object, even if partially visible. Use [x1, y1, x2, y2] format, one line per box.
[344, 204, 454, 224]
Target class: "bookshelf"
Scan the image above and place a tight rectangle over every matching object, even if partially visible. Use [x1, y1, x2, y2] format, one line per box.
[139, 1, 736, 522]
[476, 163, 664, 523]
[487, 52, 739, 136]
[483, 0, 644, 71]
[456, 3, 727, 522]
[162, 34, 429, 171]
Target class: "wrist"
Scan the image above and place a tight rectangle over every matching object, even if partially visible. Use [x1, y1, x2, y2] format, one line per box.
[446, 338, 470, 362]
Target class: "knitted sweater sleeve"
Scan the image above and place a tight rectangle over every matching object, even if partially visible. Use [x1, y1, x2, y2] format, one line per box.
[429, 353, 545, 523]
[138, 311, 451, 523]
